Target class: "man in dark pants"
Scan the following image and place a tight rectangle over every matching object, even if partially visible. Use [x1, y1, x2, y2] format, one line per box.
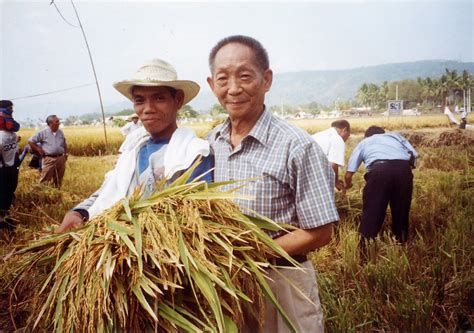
[0, 100, 20, 229]
[344, 126, 417, 243]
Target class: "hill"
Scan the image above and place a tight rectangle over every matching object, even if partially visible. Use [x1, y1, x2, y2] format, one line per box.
[191, 60, 474, 109]
[17, 60, 472, 123]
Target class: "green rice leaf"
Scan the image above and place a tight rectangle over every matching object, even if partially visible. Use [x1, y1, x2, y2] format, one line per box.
[158, 302, 204, 333]
[190, 269, 225, 332]
[131, 284, 158, 321]
[223, 314, 238, 333]
[243, 253, 297, 333]
[116, 231, 139, 258]
[53, 275, 70, 333]
[39, 247, 72, 294]
[132, 217, 143, 274]
[122, 197, 133, 221]
[106, 220, 133, 235]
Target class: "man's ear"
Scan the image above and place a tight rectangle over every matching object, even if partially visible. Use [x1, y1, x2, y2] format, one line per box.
[263, 69, 273, 92]
[175, 90, 185, 109]
[207, 76, 215, 93]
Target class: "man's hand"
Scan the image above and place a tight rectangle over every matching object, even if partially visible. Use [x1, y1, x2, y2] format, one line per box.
[28, 141, 45, 157]
[56, 211, 85, 233]
[344, 171, 355, 189]
[335, 179, 345, 191]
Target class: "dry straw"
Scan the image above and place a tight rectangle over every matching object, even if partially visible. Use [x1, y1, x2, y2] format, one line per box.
[7, 162, 299, 332]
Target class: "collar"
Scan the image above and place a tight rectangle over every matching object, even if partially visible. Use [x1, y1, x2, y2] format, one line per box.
[149, 137, 170, 145]
[214, 106, 272, 146]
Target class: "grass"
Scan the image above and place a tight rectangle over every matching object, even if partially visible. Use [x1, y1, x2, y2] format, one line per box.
[313, 138, 473, 331]
[291, 114, 451, 135]
[17, 122, 213, 156]
[17, 114, 448, 156]
[2, 115, 473, 331]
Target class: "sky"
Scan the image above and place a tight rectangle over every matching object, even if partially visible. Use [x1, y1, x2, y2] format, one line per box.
[1, 0, 473, 121]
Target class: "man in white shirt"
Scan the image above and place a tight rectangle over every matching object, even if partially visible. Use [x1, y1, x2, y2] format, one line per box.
[312, 119, 351, 191]
[120, 114, 141, 136]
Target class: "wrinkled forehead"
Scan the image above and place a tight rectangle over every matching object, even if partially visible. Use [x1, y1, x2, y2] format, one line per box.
[212, 43, 259, 71]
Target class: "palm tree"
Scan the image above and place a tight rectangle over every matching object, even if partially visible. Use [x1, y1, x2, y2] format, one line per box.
[367, 83, 380, 109]
[357, 83, 369, 107]
[458, 70, 473, 111]
[435, 74, 450, 109]
[425, 77, 437, 108]
[379, 81, 390, 107]
[417, 77, 437, 108]
[445, 69, 461, 107]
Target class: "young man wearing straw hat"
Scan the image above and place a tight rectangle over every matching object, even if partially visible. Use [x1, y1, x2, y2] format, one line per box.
[57, 59, 213, 233]
[207, 35, 339, 333]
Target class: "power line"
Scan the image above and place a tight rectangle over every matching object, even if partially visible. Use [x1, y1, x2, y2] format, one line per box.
[51, 0, 79, 28]
[9, 83, 96, 100]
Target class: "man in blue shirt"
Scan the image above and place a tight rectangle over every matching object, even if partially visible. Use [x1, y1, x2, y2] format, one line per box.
[345, 126, 417, 244]
[57, 59, 213, 232]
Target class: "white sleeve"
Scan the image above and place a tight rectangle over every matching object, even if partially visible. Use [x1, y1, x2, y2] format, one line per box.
[326, 138, 345, 167]
[120, 123, 131, 136]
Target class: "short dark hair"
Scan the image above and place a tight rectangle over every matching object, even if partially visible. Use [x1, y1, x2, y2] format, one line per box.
[365, 126, 385, 138]
[331, 119, 350, 131]
[0, 100, 13, 108]
[46, 115, 58, 125]
[208, 35, 269, 73]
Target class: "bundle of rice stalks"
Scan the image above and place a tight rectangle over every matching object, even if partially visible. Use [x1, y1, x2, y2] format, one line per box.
[6, 164, 298, 332]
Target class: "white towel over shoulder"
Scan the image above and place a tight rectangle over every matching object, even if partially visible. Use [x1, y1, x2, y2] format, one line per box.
[87, 127, 210, 218]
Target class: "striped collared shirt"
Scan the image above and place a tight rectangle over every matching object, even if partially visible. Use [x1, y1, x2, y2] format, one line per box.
[209, 110, 339, 238]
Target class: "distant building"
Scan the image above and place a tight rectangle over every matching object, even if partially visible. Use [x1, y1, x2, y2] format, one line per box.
[402, 109, 421, 116]
[341, 107, 372, 117]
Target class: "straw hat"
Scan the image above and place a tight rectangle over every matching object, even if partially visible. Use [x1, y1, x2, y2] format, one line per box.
[128, 113, 139, 120]
[113, 59, 200, 105]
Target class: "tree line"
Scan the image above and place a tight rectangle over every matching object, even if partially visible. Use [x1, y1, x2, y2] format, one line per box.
[357, 69, 473, 111]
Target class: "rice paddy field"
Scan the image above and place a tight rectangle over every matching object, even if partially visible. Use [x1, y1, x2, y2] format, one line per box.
[1, 114, 473, 331]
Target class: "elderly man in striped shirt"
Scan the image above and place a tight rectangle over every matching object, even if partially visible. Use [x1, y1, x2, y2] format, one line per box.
[207, 35, 339, 333]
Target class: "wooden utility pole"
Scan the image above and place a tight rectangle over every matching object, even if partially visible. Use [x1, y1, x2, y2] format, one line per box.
[70, 0, 108, 148]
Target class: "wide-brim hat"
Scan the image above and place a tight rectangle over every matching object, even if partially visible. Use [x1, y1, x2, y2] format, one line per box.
[113, 59, 200, 105]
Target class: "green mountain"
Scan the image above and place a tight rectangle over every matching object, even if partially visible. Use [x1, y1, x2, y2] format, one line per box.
[192, 60, 473, 110]
[267, 60, 474, 106]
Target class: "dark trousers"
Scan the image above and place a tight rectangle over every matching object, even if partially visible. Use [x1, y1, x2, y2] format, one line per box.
[361, 160, 413, 243]
[0, 165, 19, 217]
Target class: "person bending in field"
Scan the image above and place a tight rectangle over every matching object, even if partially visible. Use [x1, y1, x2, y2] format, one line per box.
[57, 59, 214, 233]
[312, 119, 351, 191]
[345, 126, 418, 245]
